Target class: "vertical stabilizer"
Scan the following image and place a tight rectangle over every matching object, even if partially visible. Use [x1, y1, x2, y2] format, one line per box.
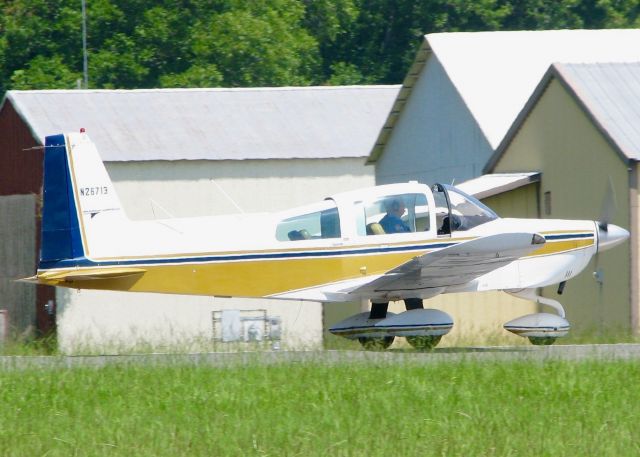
[41, 134, 84, 264]
[40, 132, 125, 267]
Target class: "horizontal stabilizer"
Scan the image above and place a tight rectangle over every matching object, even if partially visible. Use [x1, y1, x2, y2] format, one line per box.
[37, 267, 146, 282]
[17, 276, 40, 284]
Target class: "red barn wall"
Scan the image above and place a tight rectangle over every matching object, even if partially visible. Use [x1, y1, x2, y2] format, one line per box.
[0, 100, 56, 336]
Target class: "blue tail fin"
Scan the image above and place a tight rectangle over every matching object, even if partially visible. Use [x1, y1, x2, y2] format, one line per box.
[40, 134, 85, 265]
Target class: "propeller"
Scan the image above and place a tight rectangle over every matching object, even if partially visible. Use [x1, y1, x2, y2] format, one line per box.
[594, 177, 615, 285]
[597, 176, 617, 232]
[593, 177, 629, 284]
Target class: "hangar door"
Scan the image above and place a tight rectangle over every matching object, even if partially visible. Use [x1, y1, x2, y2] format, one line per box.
[0, 194, 36, 336]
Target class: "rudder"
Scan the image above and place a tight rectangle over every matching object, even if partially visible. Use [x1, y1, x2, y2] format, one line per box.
[40, 134, 84, 264]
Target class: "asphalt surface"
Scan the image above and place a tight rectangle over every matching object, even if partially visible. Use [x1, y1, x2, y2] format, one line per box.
[2, 344, 640, 370]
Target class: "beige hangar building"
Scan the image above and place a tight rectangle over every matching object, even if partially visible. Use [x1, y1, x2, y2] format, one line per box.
[365, 29, 640, 342]
[0, 86, 398, 352]
[485, 62, 640, 335]
[369, 29, 640, 185]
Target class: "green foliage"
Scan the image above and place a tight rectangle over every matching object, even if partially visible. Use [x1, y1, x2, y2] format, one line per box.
[0, 0, 639, 94]
[0, 0, 82, 93]
[9, 55, 81, 89]
[326, 61, 371, 85]
[159, 63, 223, 88]
[0, 332, 59, 356]
[498, 0, 583, 29]
[90, 33, 150, 88]
[1, 360, 640, 455]
[190, 2, 320, 86]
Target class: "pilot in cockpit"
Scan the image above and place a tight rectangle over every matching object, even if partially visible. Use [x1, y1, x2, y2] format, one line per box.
[379, 198, 411, 234]
[371, 197, 423, 317]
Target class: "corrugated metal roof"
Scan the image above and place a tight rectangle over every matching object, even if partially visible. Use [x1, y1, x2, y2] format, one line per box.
[4, 86, 400, 162]
[486, 62, 640, 171]
[456, 172, 540, 199]
[369, 29, 640, 163]
[554, 62, 640, 161]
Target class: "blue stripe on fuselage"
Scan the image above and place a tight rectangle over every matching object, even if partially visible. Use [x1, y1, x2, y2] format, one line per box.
[37, 220, 592, 272]
[544, 233, 593, 240]
[38, 241, 460, 270]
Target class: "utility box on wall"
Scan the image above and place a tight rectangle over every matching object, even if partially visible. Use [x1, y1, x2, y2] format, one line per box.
[212, 309, 282, 349]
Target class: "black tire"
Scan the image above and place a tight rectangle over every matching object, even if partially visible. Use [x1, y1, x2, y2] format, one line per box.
[406, 335, 442, 350]
[358, 336, 395, 350]
[528, 336, 557, 346]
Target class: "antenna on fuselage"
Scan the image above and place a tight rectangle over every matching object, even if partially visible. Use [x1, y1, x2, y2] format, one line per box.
[150, 198, 175, 219]
[148, 199, 183, 234]
[211, 179, 245, 214]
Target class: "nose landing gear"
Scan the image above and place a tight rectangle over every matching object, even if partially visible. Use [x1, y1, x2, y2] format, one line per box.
[503, 289, 570, 345]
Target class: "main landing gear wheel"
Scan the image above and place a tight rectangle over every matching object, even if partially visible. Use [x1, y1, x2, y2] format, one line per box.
[358, 336, 395, 350]
[406, 335, 442, 350]
[528, 336, 557, 346]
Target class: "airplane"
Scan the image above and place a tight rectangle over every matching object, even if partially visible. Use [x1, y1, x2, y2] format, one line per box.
[26, 131, 630, 350]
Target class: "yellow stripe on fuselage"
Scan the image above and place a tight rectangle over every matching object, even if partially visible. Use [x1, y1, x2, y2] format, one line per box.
[527, 237, 594, 257]
[40, 249, 431, 297]
[38, 231, 595, 297]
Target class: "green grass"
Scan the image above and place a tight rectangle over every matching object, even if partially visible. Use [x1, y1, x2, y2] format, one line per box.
[0, 334, 59, 356]
[323, 328, 640, 351]
[1, 359, 639, 456]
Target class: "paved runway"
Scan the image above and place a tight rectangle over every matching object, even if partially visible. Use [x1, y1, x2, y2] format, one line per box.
[2, 344, 640, 370]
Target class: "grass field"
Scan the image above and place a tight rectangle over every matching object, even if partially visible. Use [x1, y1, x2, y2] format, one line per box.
[1, 358, 638, 456]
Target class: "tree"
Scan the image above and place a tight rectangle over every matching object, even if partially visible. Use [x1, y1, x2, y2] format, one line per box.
[1, 0, 640, 96]
[160, 63, 223, 88]
[0, 0, 84, 93]
[9, 55, 81, 89]
[326, 61, 371, 85]
[190, 1, 320, 86]
[502, 0, 584, 29]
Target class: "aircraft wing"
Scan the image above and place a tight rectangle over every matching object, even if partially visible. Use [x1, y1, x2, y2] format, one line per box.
[352, 232, 544, 296]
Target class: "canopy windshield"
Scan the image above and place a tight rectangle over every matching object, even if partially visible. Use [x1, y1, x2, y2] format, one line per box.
[432, 184, 498, 235]
[442, 184, 498, 231]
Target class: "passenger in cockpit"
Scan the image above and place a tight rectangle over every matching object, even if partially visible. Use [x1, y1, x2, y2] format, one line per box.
[379, 198, 411, 233]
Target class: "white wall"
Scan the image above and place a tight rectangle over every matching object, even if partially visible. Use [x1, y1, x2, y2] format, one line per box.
[56, 157, 373, 353]
[56, 289, 322, 353]
[106, 157, 374, 218]
[376, 55, 493, 185]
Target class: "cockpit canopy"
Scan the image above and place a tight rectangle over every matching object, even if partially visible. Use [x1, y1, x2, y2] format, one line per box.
[274, 183, 499, 241]
[432, 184, 498, 233]
[355, 193, 429, 236]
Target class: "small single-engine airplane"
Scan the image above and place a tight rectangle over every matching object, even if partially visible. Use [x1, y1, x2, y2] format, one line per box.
[27, 132, 629, 349]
